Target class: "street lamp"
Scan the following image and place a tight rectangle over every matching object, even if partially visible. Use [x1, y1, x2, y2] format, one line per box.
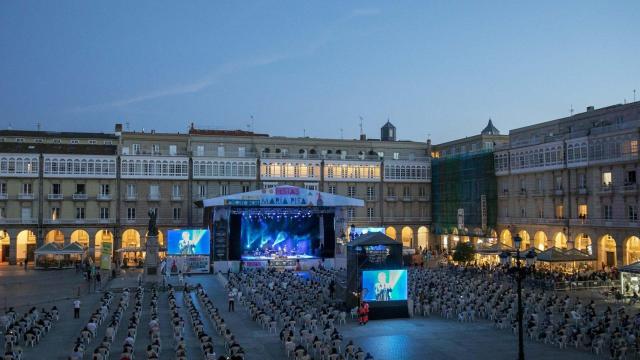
[512, 233, 524, 360]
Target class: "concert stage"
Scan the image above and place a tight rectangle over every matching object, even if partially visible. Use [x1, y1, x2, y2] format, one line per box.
[198, 185, 364, 268]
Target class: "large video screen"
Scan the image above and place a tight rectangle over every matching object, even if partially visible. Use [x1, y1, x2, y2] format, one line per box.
[167, 229, 211, 255]
[240, 213, 320, 259]
[361, 269, 408, 302]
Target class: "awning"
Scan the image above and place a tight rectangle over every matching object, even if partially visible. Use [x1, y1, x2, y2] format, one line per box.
[476, 242, 515, 255]
[60, 242, 86, 254]
[34, 243, 62, 255]
[620, 261, 640, 274]
[536, 247, 596, 263]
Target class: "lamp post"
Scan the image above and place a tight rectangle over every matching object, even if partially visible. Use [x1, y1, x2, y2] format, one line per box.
[513, 233, 524, 360]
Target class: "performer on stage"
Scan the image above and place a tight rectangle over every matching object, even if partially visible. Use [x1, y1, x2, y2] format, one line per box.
[374, 271, 392, 301]
[178, 231, 196, 255]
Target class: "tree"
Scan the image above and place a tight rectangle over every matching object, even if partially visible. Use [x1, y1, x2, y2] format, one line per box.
[452, 242, 476, 264]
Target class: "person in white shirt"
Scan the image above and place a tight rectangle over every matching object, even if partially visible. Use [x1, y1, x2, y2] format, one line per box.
[73, 299, 81, 319]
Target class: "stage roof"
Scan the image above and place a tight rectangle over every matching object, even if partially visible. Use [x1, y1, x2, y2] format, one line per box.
[199, 185, 365, 208]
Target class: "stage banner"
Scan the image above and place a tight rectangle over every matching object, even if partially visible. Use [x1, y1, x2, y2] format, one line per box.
[100, 241, 112, 270]
[242, 260, 268, 269]
[167, 255, 210, 274]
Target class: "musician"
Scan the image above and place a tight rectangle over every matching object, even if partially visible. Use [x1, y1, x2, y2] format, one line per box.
[374, 271, 392, 301]
[179, 231, 196, 255]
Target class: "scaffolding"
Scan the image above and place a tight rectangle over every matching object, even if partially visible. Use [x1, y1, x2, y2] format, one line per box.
[431, 150, 497, 235]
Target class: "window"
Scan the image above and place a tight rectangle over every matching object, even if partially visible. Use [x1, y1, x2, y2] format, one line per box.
[418, 187, 426, 197]
[75, 183, 86, 194]
[132, 144, 140, 155]
[393, 152, 399, 160]
[578, 204, 588, 219]
[169, 145, 177, 156]
[196, 145, 204, 156]
[152, 144, 160, 155]
[626, 170, 637, 185]
[172, 184, 181, 197]
[220, 185, 228, 196]
[603, 205, 612, 220]
[0, 207, 5, 219]
[387, 186, 396, 197]
[22, 183, 32, 195]
[327, 185, 336, 194]
[555, 176, 562, 190]
[51, 183, 61, 195]
[366, 186, 375, 200]
[367, 207, 374, 219]
[100, 207, 110, 220]
[21, 207, 31, 220]
[628, 205, 638, 221]
[127, 207, 136, 220]
[403, 186, 411, 197]
[238, 147, 246, 157]
[198, 185, 207, 197]
[70, 139, 79, 144]
[241, 185, 250, 193]
[0, 183, 6, 195]
[304, 183, 318, 191]
[149, 184, 160, 196]
[555, 205, 564, 219]
[51, 207, 60, 220]
[217, 145, 225, 157]
[578, 174, 586, 189]
[347, 208, 355, 218]
[602, 171, 612, 186]
[127, 184, 136, 197]
[347, 186, 356, 197]
[122, 147, 129, 155]
[537, 206, 544, 219]
[173, 207, 181, 220]
[100, 184, 110, 195]
[88, 140, 97, 145]
[520, 207, 526, 218]
[536, 178, 544, 191]
[75, 207, 85, 219]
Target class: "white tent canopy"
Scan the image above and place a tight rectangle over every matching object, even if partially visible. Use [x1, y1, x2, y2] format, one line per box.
[34, 242, 62, 255]
[201, 185, 364, 208]
[61, 242, 86, 254]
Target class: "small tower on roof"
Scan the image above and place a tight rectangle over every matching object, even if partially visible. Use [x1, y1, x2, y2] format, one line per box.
[481, 118, 500, 135]
[381, 119, 396, 141]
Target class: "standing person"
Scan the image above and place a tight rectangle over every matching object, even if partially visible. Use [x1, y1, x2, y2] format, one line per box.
[73, 298, 81, 319]
[358, 302, 365, 325]
[329, 280, 336, 299]
[363, 301, 369, 325]
[228, 288, 236, 312]
[96, 271, 102, 288]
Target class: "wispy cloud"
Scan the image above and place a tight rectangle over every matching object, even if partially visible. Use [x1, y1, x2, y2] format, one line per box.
[72, 8, 380, 112]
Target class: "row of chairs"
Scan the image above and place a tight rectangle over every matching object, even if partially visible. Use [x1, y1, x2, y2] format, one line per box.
[167, 285, 189, 360]
[3, 306, 58, 360]
[69, 290, 118, 360]
[145, 287, 162, 359]
[117, 286, 145, 360]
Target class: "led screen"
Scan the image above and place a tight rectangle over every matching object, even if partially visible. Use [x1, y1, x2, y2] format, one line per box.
[240, 213, 320, 259]
[361, 269, 408, 302]
[167, 229, 210, 255]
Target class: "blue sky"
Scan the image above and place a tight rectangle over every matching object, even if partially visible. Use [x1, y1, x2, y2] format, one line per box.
[0, 1, 638, 143]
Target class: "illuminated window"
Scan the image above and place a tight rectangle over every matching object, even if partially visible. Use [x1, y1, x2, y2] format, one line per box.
[602, 171, 612, 186]
[578, 204, 588, 218]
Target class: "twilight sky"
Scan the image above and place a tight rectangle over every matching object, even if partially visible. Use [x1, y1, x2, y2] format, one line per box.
[0, 1, 638, 143]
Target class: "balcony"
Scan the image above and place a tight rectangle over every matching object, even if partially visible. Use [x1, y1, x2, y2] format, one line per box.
[417, 196, 429, 202]
[498, 217, 565, 226]
[401, 196, 413, 202]
[553, 189, 564, 196]
[72, 193, 88, 201]
[18, 193, 35, 200]
[385, 196, 398, 202]
[125, 194, 138, 201]
[599, 184, 614, 195]
[498, 190, 509, 198]
[48, 193, 64, 200]
[0, 218, 36, 224]
[148, 193, 161, 201]
[97, 194, 112, 201]
[578, 187, 588, 195]
[531, 190, 545, 197]
[99, 218, 112, 224]
[621, 183, 638, 194]
[0, 193, 7, 200]
[518, 189, 527, 198]
[570, 218, 640, 228]
[171, 194, 183, 201]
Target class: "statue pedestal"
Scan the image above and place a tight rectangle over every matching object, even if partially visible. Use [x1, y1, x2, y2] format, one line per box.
[145, 235, 160, 277]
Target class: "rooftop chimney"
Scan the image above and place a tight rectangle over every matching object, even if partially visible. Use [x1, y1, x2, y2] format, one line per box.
[115, 123, 123, 136]
[586, 106, 595, 112]
[359, 134, 366, 141]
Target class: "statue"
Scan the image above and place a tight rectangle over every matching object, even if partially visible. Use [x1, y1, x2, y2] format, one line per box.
[147, 209, 158, 237]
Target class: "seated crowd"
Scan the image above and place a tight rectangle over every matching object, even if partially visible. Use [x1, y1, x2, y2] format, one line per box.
[409, 266, 640, 359]
[2, 305, 59, 360]
[227, 267, 373, 360]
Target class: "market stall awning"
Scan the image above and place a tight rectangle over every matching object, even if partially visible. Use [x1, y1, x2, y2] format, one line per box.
[60, 242, 86, 254]
[620, 261, 640, 274]
[536, 247, 596, 262]
[563, 248, 596, 261]
[34, 243, 62, 255]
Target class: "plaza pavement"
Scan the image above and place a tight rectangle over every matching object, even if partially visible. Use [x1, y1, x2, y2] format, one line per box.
[0, 267, 609, 359]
